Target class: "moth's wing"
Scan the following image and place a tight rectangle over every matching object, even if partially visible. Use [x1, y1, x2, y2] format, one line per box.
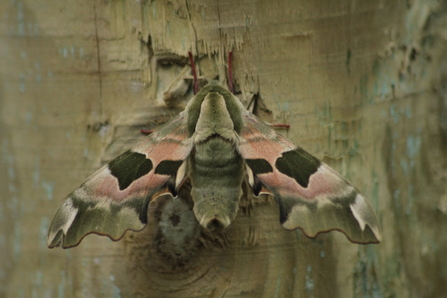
[238, 111, 381, 244]
[48, 112, 193, 248]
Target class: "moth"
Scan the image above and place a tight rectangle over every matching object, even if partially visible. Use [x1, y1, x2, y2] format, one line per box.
[47, 80, 381, 248]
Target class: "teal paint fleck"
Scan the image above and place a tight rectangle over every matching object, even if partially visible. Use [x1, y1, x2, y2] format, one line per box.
[354, 246, 382, 298]
[400, 159, 409, 175]
[305, 265, 314, 294]
[406, 135, 421, 158]
[58, 271, 66, 298]
[274, 273, 282, 298]
[389, 104, 400, 123]
[33, 156, 40, 188]
[60, 47, 68, 58]
[21, 51, 27, 59]
[6, 155, 16, 180]
[110, 276, 122, 298]
[17, 2, 25, 35]
[9, 183, 17, 193]
[276, 101, 290, 113]
[348, 139, 360, 156]
[320, 250, 325, 258]
[35, 269, 43, 286]
[25, 111, 33, 126]
[41, 180, 54, 200]
[39, 217, 49, 249]
[405, 106, 412, 118]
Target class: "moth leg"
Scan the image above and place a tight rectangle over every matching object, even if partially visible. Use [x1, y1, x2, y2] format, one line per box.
[140, 129, 154, 135]
[188, 52, 199, 94]
[267, 123, 290, 129]
[227, 51, 234, 94]
[245, 93, 291, 130]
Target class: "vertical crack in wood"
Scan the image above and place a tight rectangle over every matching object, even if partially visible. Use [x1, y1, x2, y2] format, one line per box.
[93, 3, 103, 116]
[185, 0, 199, 55]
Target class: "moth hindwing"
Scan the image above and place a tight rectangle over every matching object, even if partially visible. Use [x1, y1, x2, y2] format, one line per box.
[47, 80, 381, 248]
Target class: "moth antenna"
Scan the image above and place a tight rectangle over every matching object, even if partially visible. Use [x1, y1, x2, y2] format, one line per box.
[188, 52, 199, 94]
[227, 51, 234, 94]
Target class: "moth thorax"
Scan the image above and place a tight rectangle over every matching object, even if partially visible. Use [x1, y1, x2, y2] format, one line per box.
[194, 92, 236, 142]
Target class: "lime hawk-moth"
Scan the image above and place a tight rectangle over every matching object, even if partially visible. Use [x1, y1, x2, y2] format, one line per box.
[47, 63, 381, 249]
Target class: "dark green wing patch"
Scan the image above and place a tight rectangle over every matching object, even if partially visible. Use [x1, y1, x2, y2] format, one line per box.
[155, 160, 183, 175]
[245, 158, 273, 175]
[275, 149, 321, 188]
[108, 150, 153, 190]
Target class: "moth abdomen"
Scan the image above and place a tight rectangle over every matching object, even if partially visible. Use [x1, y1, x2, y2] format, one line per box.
[189, 137, 245, 231]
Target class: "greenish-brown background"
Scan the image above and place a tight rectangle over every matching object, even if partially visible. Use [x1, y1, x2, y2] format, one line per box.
[1, 0, 447, 297]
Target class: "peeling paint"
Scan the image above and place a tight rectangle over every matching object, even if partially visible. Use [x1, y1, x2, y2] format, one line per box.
[60, 47, 68, 58]
[25, 111, 33, 126]
[400, 159, 409, 174]
[39, 217, 49, 249]
[305, 265, 314, 294]
[41, 180, 54, 200]
[390, 104, 400, 124]
[274, 273, 282, 298]
[406, 135, 421, 158]
[58, 271, 66, 298]
[35, 269, 43, 287]
[16, 1, 25, 36]
[109, 276, 122, 298]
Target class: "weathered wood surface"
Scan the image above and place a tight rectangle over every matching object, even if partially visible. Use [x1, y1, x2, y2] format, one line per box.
[1, 0, 447, 297]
